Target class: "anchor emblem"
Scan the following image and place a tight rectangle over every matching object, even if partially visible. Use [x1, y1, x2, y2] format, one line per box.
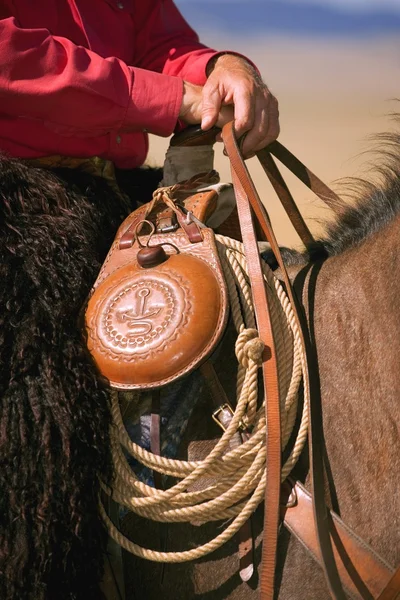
[116, 288, 162, 335]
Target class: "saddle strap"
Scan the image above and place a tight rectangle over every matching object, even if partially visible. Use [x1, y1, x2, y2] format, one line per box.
[282, 481, 399, 600]
[377, 566, 400, 600]
[200, 360, 255, 583]
[222, 122, 346, 600]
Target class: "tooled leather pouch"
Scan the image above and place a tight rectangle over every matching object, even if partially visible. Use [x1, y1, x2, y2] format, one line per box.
[85, 175, 229, 390]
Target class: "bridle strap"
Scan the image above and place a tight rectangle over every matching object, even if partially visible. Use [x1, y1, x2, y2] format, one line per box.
[222, 121, 346, 600]
[267, 140, 343, 210]
[255, 149, 315, 247]
[254, 141, 342, 247]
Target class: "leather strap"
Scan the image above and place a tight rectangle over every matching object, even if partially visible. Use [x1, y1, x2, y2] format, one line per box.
[377, 566, 400, 600]
[222, 123, 282, 599]
[150, 390, 168, 583]
[222, 121, 346, 600]
[282, 482, 397, 600]
[150, 390, 162, 490]
[261, 141, 342, 211]
[255, 150, 315, 247]
[171, 125, 340, 247]
[200, 361, 255, 582]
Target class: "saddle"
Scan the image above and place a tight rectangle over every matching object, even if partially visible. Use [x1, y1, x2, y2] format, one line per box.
[85, 173, 229, 390]
[84, 123, 400, 600]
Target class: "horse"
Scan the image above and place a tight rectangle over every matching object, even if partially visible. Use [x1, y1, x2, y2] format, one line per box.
[0, 124, 399, 600]
[118, 128, 400, 599]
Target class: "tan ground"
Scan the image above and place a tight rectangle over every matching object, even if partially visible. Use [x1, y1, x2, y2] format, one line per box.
[148, 35, 400, 247]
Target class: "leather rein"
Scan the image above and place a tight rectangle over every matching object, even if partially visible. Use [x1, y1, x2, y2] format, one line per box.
[178, 122, 400, 600]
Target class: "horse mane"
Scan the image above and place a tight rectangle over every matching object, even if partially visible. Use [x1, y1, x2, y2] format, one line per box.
[313, 128, 400, 258]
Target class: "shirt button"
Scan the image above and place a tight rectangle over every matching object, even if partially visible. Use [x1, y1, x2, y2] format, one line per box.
[116, 135, 122, 144]
[117, 2, 124, 8]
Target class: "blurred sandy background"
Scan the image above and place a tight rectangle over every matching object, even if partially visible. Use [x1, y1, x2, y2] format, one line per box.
[148, 25, 399, 247]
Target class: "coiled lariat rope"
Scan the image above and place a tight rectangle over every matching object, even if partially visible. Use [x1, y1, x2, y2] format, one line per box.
[100, 234, 309, 563]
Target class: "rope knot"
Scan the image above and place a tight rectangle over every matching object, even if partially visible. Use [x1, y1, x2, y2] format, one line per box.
[235, 329, 265, 369]
[152, 184, 177, 200]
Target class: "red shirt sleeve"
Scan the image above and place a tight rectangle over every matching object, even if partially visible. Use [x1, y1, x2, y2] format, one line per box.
[125, 0, 219, 135]
[0, 3, 219, 139]
[0, 17, 134, 137]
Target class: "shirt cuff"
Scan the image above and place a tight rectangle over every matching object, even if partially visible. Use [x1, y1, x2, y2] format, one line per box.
[175, 49, 218, 86]
[123, 67, 183, 137]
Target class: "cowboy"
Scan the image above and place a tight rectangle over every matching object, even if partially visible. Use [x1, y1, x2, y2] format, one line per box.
[0, 0, 280, 164]
[0, 3, 280, 598]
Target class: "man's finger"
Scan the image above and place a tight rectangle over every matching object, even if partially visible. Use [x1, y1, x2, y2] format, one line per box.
[241, 102, 268, 156]
[215, 105, 235, 130]
[254, 96, 280, 151]
[242, 94, 279, 156]
[201, 83, 222, 130]
[232, 88, 255, 138]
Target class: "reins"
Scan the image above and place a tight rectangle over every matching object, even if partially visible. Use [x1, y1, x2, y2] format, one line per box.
[222, 122, 346, 600]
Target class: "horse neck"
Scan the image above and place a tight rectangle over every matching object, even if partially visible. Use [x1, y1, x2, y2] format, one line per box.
[314, 211, 400, 384]
[307, 212, 400, 424]
[301, 212, 400, 562]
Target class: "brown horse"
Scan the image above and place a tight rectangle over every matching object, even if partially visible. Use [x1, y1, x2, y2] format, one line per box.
[120, 130, 400, 599]
[1, 127, 398, 600]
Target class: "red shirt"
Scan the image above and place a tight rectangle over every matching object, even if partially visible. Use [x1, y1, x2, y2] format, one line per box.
[0, 0, 218, 168]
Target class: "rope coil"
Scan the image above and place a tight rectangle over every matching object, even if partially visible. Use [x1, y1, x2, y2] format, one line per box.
[100, 234, 309, 562]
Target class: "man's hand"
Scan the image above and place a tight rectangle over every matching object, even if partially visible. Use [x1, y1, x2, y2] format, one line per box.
[179, 54, 280, 158]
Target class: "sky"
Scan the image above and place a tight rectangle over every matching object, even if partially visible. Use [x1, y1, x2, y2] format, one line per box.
[288, 0, 400, 10]
[177, 0, 400, 9]
[175, 0, 400, 36]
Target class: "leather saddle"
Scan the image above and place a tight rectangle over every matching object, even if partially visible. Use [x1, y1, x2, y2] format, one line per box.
[85, 172, 230, 389]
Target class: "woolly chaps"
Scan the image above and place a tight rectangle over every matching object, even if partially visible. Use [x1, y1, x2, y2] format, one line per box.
[0, 156, 161, 600]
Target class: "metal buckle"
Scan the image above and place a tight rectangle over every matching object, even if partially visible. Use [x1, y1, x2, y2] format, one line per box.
[212, 403, 235, 432]
[184, 210, 207, 229]
[157, 222, 179, 233]
[176, 203, 207, 229]
[212, 403, 247, 433]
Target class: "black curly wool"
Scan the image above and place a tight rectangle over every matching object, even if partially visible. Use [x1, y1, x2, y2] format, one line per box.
[0, 157, 161, 600]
